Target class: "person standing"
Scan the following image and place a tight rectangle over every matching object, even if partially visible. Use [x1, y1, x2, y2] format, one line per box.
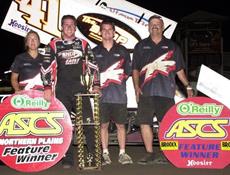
[93, 20, 133, 165]
[11, 30, 43, 92]
[41, 15, 100, 168]
[132, 15, 193, 165]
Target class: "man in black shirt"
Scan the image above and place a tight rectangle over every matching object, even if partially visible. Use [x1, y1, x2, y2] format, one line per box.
[132, 15, 193, 165]
[93, 20, 133, 165]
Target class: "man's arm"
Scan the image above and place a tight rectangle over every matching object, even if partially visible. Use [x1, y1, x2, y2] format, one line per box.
[41, 42, 56, 101]
[124, 48, 132, 79]
[176, 69, 193, 97]
[11, 72, 20, 93]
[132, 69, 142, 102]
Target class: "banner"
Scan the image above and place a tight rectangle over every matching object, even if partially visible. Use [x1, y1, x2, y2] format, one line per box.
[1, 0, 146, 49]
[159, 97, 230, 169]
[1, 0, 177, 48]
[87, 0, 177, 39]
[0, 90, 72, 172]
[197, 64, 230, 108]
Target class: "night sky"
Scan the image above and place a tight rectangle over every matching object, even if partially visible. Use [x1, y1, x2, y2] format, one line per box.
[0, 0, 229, 73]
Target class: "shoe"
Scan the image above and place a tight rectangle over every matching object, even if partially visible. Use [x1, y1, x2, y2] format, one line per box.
[118, 153, 133, 165]
[154, 153, 168, 164]
[62, 159, 73, 169]
[102, 153, 112, 166]
[137, 152, 155, 165]
[63, 164, 72, 169]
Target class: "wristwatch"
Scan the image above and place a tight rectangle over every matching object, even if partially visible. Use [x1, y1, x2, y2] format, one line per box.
[185, 83, 193, 90]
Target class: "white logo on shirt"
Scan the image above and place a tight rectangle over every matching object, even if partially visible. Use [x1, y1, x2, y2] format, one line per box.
[140, 51, 175, 86]
[100, 59, 125, 88]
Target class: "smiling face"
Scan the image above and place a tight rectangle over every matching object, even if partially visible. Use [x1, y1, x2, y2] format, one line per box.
[100, 23, 115, 42]
[148, 17, 164, 37]
[61, 18, 76, 40]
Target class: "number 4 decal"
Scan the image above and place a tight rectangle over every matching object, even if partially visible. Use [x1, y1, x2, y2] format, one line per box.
[14, 0, 61, 37]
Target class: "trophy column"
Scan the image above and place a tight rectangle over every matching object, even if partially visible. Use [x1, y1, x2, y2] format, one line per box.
[75, 94, 101, 170]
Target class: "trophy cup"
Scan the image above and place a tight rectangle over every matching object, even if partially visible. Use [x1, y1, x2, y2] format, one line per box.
[81, 54, 93, 93]
[76, 54, 101, 170]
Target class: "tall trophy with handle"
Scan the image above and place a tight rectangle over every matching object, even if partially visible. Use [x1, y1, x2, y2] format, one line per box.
[76, 54, 101, 170]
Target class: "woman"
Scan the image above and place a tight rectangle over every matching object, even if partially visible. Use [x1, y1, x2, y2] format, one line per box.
[11, 30, 43, 92]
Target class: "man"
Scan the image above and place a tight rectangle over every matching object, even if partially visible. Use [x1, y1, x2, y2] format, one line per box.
[41, 15, 100, 168]
[93, 20, 133, 165]
[132, 15, 193, 165]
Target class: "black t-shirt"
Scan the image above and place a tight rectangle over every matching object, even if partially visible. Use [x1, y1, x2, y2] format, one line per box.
[11, 52, 43, 90]
[132, 36, 185, 98]
[93, 43, 131, 104]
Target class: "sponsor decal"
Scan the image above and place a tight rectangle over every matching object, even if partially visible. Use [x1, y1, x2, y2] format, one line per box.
[221, 141, 230, 150]
[95, 0, 148, 27]
[8, 19, 31, 32]
[0, 90, 72, 172]
[14, 0, 61, 37]
[93, 0, 177, 38]
[76, 13, 141, 48]
[159, 97, 230, 169]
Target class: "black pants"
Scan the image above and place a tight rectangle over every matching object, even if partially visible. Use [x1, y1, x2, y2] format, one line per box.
[56, 89, 95, 165]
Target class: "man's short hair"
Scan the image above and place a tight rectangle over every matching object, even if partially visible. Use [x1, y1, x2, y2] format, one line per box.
[148, 15, 164, 24]
[100, 20, 115, 31]
[61, 15, 77, 26]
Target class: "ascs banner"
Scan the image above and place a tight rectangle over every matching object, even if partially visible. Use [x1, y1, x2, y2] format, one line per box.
[159, 97, 230, 169]
[0, 90, 72, 172]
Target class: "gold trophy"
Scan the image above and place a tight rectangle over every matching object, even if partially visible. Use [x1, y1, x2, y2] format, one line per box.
[81, 54, 93, 93]
[76, 54, 101, 170]
[75, 94, 101, 170]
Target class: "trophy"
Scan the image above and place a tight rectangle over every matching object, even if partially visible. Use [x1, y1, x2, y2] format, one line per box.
[75, 94, 101, 170]
[76, 54, 101, 170]
[81, 54, 93, 93]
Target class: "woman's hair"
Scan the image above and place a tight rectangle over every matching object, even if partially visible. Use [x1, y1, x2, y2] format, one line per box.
[24, 30, 40, 50]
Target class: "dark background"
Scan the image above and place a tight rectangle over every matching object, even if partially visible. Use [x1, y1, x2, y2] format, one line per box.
[0, 0, 229, 73]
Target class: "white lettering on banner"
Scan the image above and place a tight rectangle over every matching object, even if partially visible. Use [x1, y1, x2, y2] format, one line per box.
[38, 138, 63, 144]
[187, 160, 213, 167]
[0, 138, 37, 145]
[0, 138, 63, 145]
[15, 0, 61, 37]
[2, 145, 50, 156]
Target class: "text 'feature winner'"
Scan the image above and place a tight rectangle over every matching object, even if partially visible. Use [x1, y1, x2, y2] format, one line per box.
[0, 90, 72, 172]
[159, 97, 230, 169]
